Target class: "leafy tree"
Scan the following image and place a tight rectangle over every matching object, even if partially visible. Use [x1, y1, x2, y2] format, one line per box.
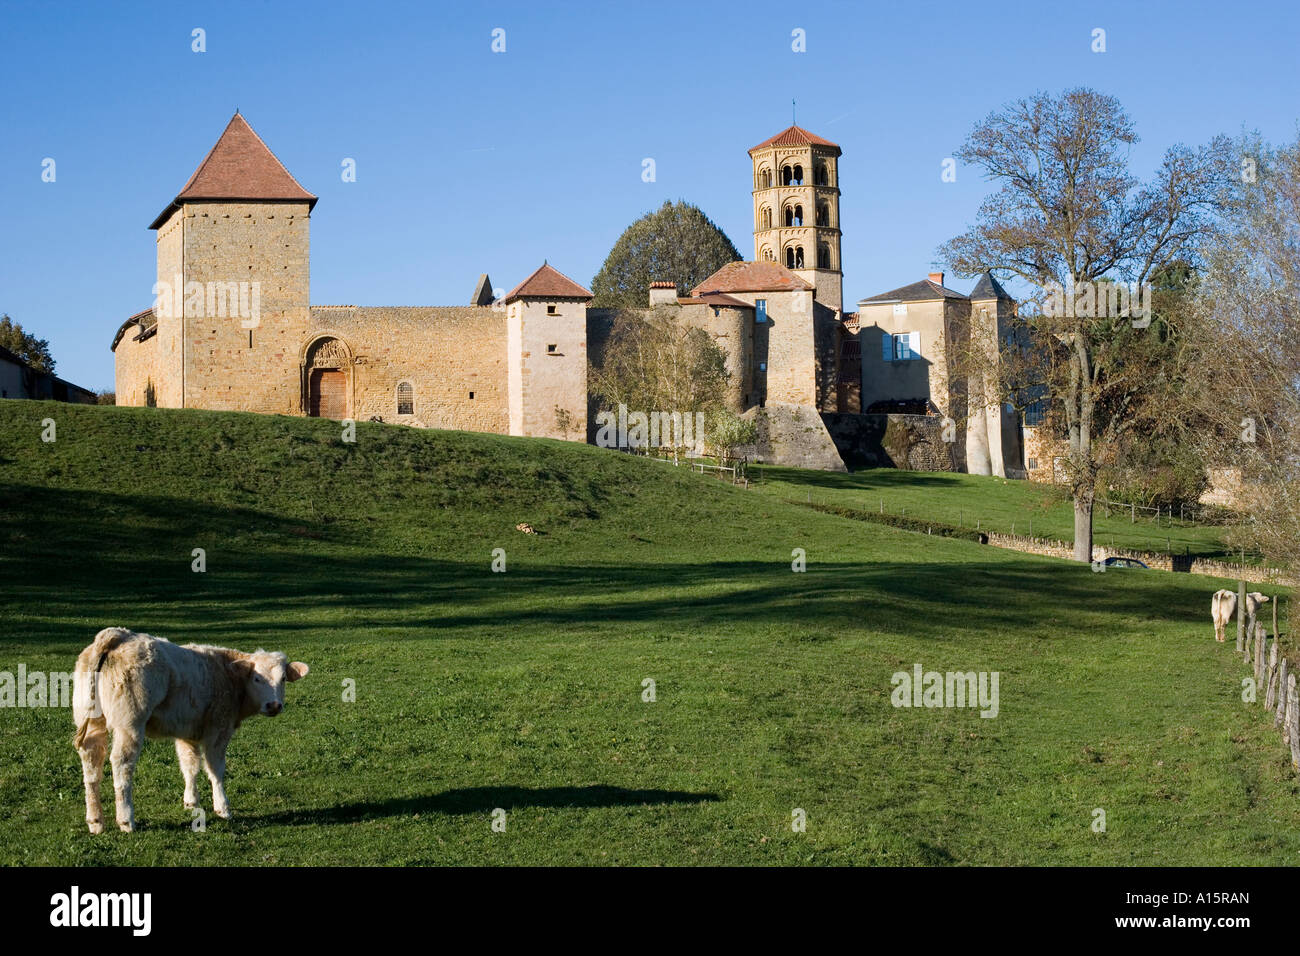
[939, 88, 1230, 561]
[591, 201, 741, 308]
[553, 406, 574, 440]
[0, 315, 55, 373]
[706, 408, 757, 461]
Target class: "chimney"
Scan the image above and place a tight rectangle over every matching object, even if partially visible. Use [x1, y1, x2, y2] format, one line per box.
[649, 280, 678, 307]
[928, 271, 945, 287]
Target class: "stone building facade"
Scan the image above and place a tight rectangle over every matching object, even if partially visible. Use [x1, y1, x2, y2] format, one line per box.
[112, 114, 1022, 472]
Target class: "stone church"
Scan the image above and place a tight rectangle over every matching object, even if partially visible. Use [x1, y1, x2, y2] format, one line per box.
[112, 113, 1025, 475]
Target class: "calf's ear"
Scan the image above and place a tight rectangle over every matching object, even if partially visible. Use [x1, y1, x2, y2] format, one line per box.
[287, 662, 310, 682]
[227, 659, 255, 682]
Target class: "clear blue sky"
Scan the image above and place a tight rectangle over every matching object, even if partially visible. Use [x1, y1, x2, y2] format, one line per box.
[2, 0, 1297, 391]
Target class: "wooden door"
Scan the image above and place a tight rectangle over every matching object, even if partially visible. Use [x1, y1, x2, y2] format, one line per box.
[309, 368, 347, 419]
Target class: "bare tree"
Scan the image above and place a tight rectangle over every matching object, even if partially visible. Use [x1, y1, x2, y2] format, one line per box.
[590, 306, 729, 418]
[1189, 133, 1300, 567]
[940, 88, 1230, 560]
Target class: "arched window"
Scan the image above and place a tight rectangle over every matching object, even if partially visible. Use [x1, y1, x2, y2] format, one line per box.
[814, 163, 828, 186]
[793, 204, 803, 226]
[795, 246, 805, 268]
[792, 164, 803, 185]
[760, 206, 772, 229]
[784, 206, 794, 227]
[758, 168, 772, 189]
[785, 247, 795, 268]
[817, 244, 831, 269]
[396, 381, 414, 416]
[782, 164, 793, 185]
[759, 245, 773, 262]
[816, 203, 829, 226]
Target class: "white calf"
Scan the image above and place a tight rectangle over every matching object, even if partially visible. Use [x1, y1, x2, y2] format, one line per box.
[1211, 589, 1270, 643]
[72, 627, 308, 833]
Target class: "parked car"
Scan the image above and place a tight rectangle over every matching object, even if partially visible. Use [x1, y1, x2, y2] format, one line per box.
[1103, 556, 1149, 569]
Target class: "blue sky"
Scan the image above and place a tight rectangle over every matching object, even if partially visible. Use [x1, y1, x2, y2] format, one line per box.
[2, 0, 1297, 391]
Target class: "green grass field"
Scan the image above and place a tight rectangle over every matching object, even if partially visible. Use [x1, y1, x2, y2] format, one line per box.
[0, 399, 1294, 865]
[754, 466, 1237, 560]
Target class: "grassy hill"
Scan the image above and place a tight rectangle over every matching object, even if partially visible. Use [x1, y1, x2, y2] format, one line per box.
[754, 466, 1237, 560]
[0, 399, 1293, 865]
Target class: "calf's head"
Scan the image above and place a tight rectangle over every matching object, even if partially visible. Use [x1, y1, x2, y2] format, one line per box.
[229, 651, 309, 717]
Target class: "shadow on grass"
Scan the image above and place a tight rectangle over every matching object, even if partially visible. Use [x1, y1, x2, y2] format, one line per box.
[249, 785, 722, 824]
[0, 481, 1236, 654]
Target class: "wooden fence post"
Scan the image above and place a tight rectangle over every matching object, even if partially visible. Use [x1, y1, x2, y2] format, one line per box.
[1266, 642, 1279, 711]
[1256, 622, 1267, 686]
[1277, 658, 1289, 728]
[1237, 580, 1247, 652]
[1288, 675, 1300, 771]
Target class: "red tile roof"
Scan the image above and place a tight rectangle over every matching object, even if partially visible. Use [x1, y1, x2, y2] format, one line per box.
[503, 263, 593, 303]
[150, 113, 317, 229]
[690, 261, 813, 295]
[749, 125, 840, 153]
[679, 292, 752, 309]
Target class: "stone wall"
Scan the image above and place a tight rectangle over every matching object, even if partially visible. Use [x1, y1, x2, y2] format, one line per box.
[742, 403, 846, 471]
[180, 201, 313, 415]
[821, 412, 960, 471]
[309, 306, 509, 431]
[986, 530, 1297, 586]
[114, 323, 160, 407]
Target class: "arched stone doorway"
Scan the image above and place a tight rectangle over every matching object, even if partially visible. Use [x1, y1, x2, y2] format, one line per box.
[303, 336, 351, 419]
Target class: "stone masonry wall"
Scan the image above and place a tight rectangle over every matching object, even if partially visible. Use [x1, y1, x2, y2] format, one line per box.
[310, 305, 508, 431]
[180, 201, 313, 414]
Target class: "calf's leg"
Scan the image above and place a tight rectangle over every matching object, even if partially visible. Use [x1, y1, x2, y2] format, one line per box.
[203, 732, 232, 819]
[109, 724, 145, 832]
[176, 739, 202, 809]
[73, 716, 108, 834]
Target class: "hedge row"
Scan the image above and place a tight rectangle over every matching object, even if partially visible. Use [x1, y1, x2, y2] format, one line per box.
[800, 501, 989, 544]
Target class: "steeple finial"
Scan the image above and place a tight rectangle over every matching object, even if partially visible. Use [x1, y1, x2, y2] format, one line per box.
[792, 99, 796, 126]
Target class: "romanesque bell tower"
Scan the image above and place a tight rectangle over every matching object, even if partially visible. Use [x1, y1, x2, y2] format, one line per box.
[748, 125, 843, 313]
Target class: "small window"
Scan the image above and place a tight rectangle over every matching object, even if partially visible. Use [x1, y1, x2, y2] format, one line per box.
[882, 332, 920, 361]
[469, 391, 475, 400]
[755, 299, 767, 323]
[396, 382, 414, 416]
[546, 305, 557, 315]
[759, 362, 767, 371]
[547, 344, 558, 354]
[1027, 458, 1039, 470]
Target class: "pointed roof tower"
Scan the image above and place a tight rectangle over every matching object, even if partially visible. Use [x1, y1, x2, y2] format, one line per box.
[150, 113, 317, 229]
[470, 274, 495, 306]
[503, 263, 593, 303]
[748, 125, 840, 154]
[969, 271, 1012, 301]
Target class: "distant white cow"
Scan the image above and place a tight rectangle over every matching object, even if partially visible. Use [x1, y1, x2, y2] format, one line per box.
[1211, 589, 1270, 643]
[72, 627, 308, 834]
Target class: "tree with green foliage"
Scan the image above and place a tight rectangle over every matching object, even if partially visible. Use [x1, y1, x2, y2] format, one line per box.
[706, 408, 757, 461]
[591, 201, 741, 308]
[0, 315, 55, 373]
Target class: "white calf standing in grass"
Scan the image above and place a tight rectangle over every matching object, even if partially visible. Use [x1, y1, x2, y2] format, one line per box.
[1211, 589, 1270, 643]
[72, 627, 308, 834]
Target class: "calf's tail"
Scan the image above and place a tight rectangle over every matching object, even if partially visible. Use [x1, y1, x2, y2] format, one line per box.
[72, 628, 131, 748]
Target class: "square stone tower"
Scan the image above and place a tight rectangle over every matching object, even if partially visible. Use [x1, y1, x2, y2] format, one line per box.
[504, 263, 592, 440]
[147, 113, 316, 414]
[748, 126, 843, 314]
